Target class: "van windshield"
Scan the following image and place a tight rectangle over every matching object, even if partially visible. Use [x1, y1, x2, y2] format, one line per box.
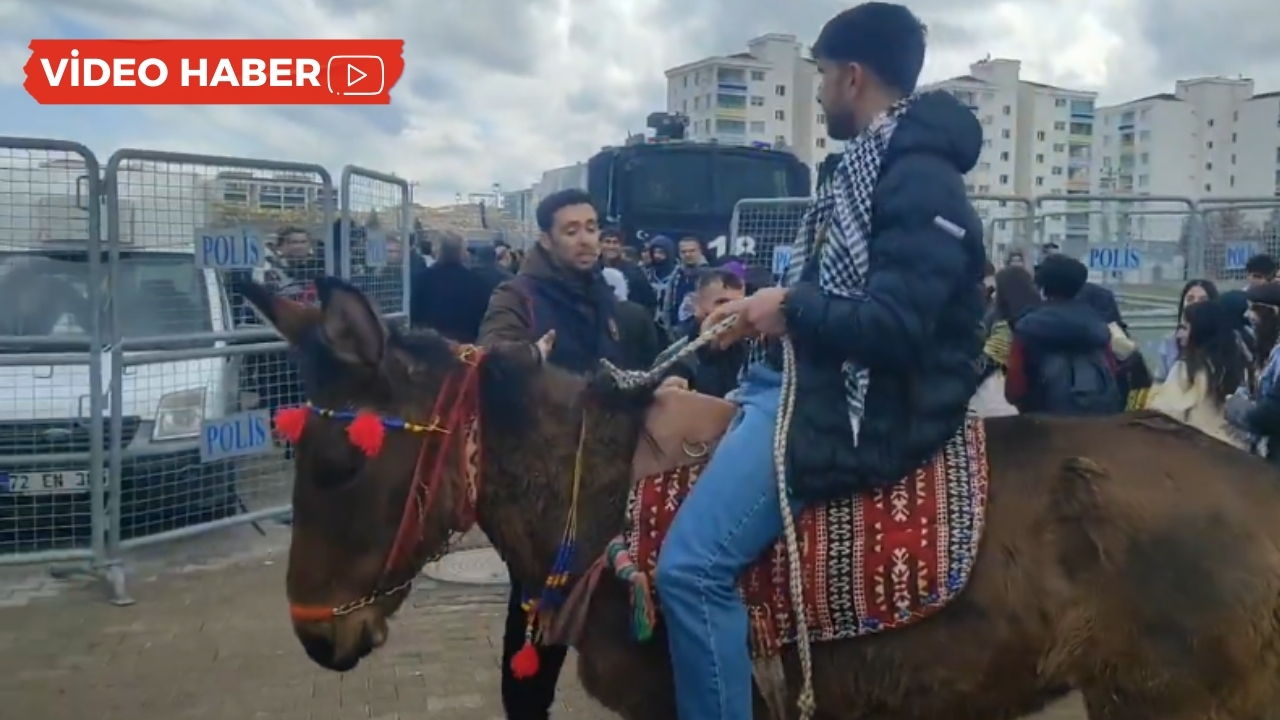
[0, 251, 211, 344]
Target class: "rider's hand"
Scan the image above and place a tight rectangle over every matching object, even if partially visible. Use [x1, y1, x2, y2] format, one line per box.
[703, 287, 788, 348]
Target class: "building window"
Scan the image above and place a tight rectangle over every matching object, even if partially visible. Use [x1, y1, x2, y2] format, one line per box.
[683, 76, 688, 87]
[1036, 131, 1045, 141]
[816, 138, 826, 148]
[1230, 175, 1235, 187]
[1231, 154, 1236, 164]
[1000, 151, 1009, 161]
[982, 139, 992, 148]
[774, 84, 786, 96]
[1140, 152, 1149, 164]
[979, 161, 991, 171]
[1002, 105, 1011, 115]
[1054, 121, 1066, 131]
[775, 135, 786, 146]
[715, 119, 746, 133]
[1232, 132, 1238, 142]
[816, 113, 826, 124]
[1036, 153, 1045, 163]
[1207, 141, 1213, 149]
[1035, 177, 1044, 186]
[999, 174, 1009, 184]
[1206, 162, 1213, 170]
[1233, 110, 1238, 121]
[1001, 129, 1010, 139]
[774, 109, 785, 121]
[749, 121, 766, 133]
[1051, 166, 1063, 175]
[1139, 130, 1151, 141]
[1053, 143, 1065, 152]
[1138, 175, 1148, 187]
[750, 95, 764, 106]
[1208, 119, 1215, 127]
[982, 115, 993, 125]
[751, 70, 765, 81]
[1205, 184, 1212, 192]
[979, 184, 990, 193]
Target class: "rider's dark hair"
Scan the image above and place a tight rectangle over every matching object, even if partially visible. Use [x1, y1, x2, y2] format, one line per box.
[1034, 255, 1088, 300]
[536, 189, 595, 235]
[812, 2, 926, 95]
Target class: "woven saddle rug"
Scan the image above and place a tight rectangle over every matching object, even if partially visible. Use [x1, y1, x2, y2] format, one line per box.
[622, 416, 990, 659]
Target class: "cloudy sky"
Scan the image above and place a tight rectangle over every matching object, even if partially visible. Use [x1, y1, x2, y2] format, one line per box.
[0, 0, 1273, 204]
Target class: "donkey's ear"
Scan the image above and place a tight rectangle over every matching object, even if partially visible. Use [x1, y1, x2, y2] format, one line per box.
[316, 276, 386, 367]
[238, 280, 321, 346]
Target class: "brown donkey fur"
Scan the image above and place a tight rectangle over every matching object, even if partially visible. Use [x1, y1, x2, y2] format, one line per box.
[251, 278, 1280, 720]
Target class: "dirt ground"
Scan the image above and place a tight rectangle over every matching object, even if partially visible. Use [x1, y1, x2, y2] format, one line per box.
[0, 523, 1090, 720]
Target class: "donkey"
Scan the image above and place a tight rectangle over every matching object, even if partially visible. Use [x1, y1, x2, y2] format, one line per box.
[249, 277, 1280, 720]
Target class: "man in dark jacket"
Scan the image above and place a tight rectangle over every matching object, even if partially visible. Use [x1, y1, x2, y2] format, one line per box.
[670, 268, 749, 398]
[408, 231, 491, 342]
[653, 6, 987, 720]
[472, 244, 513, 298]
[1004, 255, 1119, 414]
[476, 189, 632, 720]
[600, 226, 658, 312]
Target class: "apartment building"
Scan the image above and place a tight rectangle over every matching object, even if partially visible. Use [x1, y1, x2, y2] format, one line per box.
[1233, 90, 1280, 199]
[664, 33, 834, 183]
[1091, 77, 1279, 280]
[926, 59, 1097, 256]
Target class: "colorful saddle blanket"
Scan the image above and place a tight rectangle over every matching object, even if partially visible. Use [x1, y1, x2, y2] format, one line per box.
[619, 416, 990, 658]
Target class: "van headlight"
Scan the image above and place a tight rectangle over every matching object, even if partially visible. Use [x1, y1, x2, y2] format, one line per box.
[153, 389, 206, 441]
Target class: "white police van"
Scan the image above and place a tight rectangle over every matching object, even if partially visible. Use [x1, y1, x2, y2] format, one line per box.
[0, 170, 263, 551]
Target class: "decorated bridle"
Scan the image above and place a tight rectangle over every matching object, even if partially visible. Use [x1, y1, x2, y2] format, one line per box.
[281, 344, 486, 624]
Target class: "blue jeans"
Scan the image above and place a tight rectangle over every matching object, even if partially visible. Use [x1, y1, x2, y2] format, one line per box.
[655, 364, 802, 720]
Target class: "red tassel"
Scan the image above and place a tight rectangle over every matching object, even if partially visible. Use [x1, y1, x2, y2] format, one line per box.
[273, 407, 308, 443]
[509, 640, 540, 679]
[346, 412, 386, 457]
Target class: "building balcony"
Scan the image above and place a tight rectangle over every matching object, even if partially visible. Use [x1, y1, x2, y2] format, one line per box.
[1066, 178, 1090, 191]
[717, 83, 747, 94]
[716, 107, 747, 121]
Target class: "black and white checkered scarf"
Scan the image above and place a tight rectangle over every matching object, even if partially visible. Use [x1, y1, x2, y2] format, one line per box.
[782, 95, 916, 445]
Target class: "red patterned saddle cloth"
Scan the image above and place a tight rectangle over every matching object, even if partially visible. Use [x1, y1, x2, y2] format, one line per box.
[622, 417, 990, 658]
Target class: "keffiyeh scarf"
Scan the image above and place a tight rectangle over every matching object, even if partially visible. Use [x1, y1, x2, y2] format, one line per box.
[778, 95, 915, 445]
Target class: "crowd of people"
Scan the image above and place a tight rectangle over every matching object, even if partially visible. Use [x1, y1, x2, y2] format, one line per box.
[978, 246, 1280, 466]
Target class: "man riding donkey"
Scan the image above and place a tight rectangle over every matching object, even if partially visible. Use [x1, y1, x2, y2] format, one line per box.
[655, 4, 986, 718]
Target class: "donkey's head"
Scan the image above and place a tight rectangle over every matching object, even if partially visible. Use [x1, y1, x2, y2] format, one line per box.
[242, 277, 548, 671]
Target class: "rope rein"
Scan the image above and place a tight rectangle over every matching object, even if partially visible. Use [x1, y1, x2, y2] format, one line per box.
[602, 318, 817, 720]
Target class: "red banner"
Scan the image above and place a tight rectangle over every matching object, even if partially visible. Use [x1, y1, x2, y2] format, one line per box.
[23, 39, 404, 105]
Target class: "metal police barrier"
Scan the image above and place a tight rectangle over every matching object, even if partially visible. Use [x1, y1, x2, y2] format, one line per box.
[1196, 199, 1280, 288]
[0, 138, 122, 597]
[969, 194, 1035, 261]
[339, 166, 411, 320]
[102, 149, 335, 604]
[728, 198, 810, 278]
[1033, 195, 1195, 295]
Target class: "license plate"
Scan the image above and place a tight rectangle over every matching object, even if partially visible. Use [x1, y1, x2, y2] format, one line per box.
[0, 470, 90, 495]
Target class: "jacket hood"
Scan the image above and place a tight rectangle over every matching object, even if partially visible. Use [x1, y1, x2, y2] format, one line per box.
[1015, 300, 1111, 352]
[886, 90, 982, 174]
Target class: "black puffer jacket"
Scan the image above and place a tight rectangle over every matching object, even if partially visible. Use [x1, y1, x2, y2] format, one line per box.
[780, 91, 986, 501]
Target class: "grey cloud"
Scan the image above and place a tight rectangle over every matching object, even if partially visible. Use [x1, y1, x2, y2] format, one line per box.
[1135, 0, 1280, 85]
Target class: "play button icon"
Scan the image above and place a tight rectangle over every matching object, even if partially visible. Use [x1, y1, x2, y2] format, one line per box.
[347, 63, 367, 87]
[326, 55, 386, 96]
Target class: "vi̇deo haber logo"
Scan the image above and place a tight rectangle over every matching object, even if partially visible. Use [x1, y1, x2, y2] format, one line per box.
[22, 39, 405, 105]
